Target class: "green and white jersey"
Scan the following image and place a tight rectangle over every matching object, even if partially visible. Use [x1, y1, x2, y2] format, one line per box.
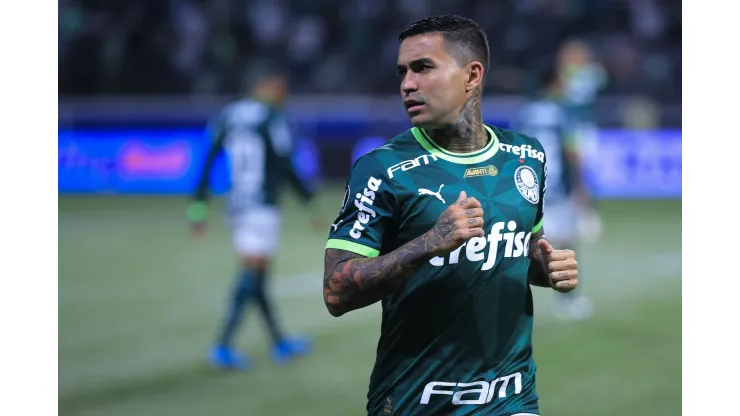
[326, 125, 547, 416]
[561, 63, 607, 125]
[193, 99, 313, 214]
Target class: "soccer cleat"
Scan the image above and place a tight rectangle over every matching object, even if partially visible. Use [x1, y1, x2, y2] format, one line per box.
[209, 345, 251, 370]
[271, 335, 313, 365]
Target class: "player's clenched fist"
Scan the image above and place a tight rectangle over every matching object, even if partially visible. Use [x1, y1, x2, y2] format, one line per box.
[537, 239, 579, 293]
[424, 191, 485, 257]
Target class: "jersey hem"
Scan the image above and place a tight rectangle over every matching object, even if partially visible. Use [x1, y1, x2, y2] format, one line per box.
[326, 239, 380, 258]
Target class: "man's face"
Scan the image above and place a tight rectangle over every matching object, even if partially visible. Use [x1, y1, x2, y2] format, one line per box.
[255, 75, 289, 105]
[397, 34, 469, 128]
[559, 41, 591, 69]
[266, 76, 289, 104]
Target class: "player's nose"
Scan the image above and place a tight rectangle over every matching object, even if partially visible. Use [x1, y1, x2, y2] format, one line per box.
[401, 74, 418, 95]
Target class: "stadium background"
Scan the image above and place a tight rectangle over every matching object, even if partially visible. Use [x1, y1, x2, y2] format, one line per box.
[58, 1, 681, 415]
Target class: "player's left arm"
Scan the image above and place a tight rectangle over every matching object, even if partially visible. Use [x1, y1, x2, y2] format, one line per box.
[529, 232, 579, 292]
[527, 143, 579, 292]
[268, 116, 316, 203]
[528, 142, 550, 287]
[528, 229, 551, 288]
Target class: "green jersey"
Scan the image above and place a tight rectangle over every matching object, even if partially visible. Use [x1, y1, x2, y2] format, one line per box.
[193, 99, 313, 213]
[561, 63, 607, 124]
[326, 125, 547, 416]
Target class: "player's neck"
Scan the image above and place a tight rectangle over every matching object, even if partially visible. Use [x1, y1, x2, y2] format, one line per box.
[426, 91, 488, 153]
[253, 93, 278, 108]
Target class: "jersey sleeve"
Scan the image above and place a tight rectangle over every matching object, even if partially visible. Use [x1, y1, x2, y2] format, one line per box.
[533, 146, 547, 234]
[266, 115, 315, 202]
[325, 154, 396, 258]
[192, 111, 226, 203]
[267, 114, 294, 157]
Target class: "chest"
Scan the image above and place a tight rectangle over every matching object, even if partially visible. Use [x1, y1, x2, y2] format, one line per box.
[393, 153, 542, 239]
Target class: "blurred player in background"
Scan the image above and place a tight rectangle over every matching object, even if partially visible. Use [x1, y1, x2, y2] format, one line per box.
[517, 68, 594, 321]
[188, 72, 315, 370]
[324, 16, 580, 415]
[557, 40, 607, 241]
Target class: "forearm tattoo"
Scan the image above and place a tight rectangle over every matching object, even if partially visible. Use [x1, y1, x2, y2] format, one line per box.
[323, 209, 462, 315]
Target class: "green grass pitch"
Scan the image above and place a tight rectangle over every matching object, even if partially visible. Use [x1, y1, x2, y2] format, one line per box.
[59, 186, 681, 416]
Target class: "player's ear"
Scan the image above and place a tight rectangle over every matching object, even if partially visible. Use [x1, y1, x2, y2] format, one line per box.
[465, 61, 484, 93]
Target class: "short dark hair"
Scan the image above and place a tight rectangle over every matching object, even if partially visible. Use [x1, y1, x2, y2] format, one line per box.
[399, 15, 490, 76]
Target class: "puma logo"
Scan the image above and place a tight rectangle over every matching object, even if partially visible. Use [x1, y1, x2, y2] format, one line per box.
[418, 184, 446, 204]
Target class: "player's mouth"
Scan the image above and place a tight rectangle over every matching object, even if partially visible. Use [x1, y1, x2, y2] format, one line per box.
[404, 99, 425, 113]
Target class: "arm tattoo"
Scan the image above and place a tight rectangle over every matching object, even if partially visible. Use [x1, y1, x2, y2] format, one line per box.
[323, 209, 461, 316]
[527, 229, 551, 287]
[322, 247, 423, 317]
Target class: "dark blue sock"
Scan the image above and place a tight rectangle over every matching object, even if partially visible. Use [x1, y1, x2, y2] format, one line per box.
[253, 269, 284, 345]
[216, 269, 257, 347]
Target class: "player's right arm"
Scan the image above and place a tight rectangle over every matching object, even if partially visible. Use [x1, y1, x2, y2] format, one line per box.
[528, 141, 551, 288]
[323, 155, 484, 317]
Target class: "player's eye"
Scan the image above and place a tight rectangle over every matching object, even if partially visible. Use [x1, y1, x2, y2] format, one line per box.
[412, 64, 433, 74]
[396, 69, 407, 79]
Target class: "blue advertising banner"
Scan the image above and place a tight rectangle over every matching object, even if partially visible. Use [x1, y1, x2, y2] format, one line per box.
[58, 129, 319, 195]
[581, 129, 682, 198]
[58, 127, 681, 198]
[58, 129, 217, 194]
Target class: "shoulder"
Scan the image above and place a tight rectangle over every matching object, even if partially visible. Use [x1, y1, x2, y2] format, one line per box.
[374, 129, 420, 156]
[490, 125, 547, 165]
[352, 129, 425, 173]
[221, 99, 271, 125]
[491, 125, 545, 154]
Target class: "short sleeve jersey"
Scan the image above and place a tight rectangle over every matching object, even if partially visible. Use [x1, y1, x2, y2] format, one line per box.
[326, 125, 548, 416]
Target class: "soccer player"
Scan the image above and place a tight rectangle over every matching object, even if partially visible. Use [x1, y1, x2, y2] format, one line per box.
[556, 40, 607, 241]
[516, 68, 594, 321]
[323, 16, 580, 416]
[188, 72, 314, 370]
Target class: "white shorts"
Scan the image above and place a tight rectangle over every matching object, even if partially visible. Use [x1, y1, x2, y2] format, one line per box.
[543, 198, 577, 244]
[229, 206, 281, 257]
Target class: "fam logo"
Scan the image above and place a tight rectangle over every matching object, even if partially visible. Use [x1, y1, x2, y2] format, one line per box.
[421, 372, 523, 406]
[387, 154, 439, 179]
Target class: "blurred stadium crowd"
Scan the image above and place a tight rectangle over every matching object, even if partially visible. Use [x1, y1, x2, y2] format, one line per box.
[58, 0, 680, 102]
